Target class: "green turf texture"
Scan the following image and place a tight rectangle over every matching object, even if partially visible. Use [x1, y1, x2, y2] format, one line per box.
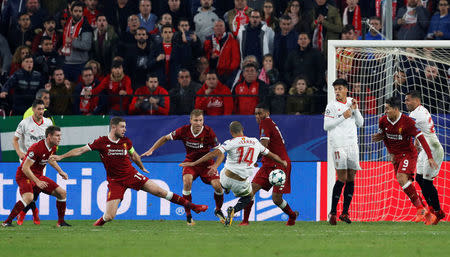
[1, 220, 449, 257]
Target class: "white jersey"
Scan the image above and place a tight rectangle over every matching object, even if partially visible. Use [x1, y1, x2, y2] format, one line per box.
[218, 136, 269, 179]
[324, 97, 364, 148]
[409, 105, 441, 148]
[14, 116, 53, 153]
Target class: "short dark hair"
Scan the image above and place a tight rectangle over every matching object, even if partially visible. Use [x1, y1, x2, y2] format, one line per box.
[386, 96, 401, 109]
[111, 59, 123, 68]
[70, 1, 84, 11]
[110, 117, 125, 128]
[146, 73, 159, 81]
[32, 99, 45, 108]
[96, 13, 107, 21]
[161, 24, 173, 31]
[43, 16, 56, 23]
[369, 16, 382, 23]
[229, 121, 244, 134]
[332, 78, 349, 88]
[255, 103, 270, 111]
[82, 67, 93, 75]
[45, 126, 61, 137]
[342, 24, 355, 34]
[178, 18, 189, 26]
[250, 9, 262, 17]
[406, 90, 422, 101]
[18, 12, 29, 19]
[206, 69, 217, 76]
[243, 62, 258, 71]
[41, 35, 52, 43]
[21, 54, 33, 62]
[279, 15, 291, 21]
[178, 68, 190, 76]
[136, 26, 147, 33]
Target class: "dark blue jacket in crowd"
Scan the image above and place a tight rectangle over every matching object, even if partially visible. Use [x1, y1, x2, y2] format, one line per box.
[273, 29, 299, 72]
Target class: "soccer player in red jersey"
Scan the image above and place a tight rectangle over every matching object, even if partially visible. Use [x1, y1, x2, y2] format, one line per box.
[50, 117, 208, 226]
[142, 109, 225, 225]
[2, 126, 71, 227]
[372, 97, 438, 224]
[241, 104, 298, 226]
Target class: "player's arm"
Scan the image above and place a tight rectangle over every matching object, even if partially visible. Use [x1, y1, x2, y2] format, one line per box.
[50, 145, 91, 161]
[323, 106, 350, 131]
[416, 133, 438, 169]
[12, 135, 26, 160]
[22, 158, 48, 189]
[141, 134, 171, 157]
[48, 159, 68, 180]
[372, 121, 385, 142]
[129, 149, 149, 173]
[265, 151, 287, 168]
[179, 149, 222, 167]
[351, 99, 364, 127]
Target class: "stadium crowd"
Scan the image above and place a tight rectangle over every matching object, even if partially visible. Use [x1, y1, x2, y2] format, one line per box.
[0, 0, 448, 116]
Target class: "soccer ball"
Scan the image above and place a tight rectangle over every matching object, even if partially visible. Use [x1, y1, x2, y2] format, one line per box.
[268, 169, 286, 186]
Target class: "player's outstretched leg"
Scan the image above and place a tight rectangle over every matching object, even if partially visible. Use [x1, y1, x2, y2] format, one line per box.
[329, 180, 345, 225]
[3, 193, 33, 227]
[17, 190, 41, 225]
[273, 194, 297, 226]
[400, 179, 433, 223]
[53, 187, 71, 227]
[94, 199, 121, 226]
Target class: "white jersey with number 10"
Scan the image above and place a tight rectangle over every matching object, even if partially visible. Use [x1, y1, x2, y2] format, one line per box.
[218, 136, 269, 179]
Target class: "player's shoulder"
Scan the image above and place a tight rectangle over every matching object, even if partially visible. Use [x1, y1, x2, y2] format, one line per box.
[43, 117, 53, 126]
[93, 136, 108, 143]
[261, 117, 274, 127]
[29, 139, 45, 152]
[121, 136, 132, 144]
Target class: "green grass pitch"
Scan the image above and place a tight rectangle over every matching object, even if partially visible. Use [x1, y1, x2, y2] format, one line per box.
[1, 220, 449, 257]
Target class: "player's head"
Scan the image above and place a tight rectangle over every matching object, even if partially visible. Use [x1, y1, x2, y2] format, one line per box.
[45, 126, 61, 146]
[229, 121, 244, 137]
[254, 103, 270, 124]
[110, 117, 126, 138]
[190, 109, 204, 132]
[405, 90, 421, 112]
[32, 99, 45, 120]
[385, 96, 401, 120]
[332, 78, 349, 101]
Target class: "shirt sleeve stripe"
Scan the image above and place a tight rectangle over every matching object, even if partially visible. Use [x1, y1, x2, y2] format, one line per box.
[260, 137, 270, 140]
[86, 144, 92, 151]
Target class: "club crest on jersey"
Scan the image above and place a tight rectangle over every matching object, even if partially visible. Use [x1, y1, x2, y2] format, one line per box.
[398, 127, 402, 134]
[123, 143, 127, 149]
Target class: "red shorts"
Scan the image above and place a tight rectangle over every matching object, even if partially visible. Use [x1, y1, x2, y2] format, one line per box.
[16, 176, 59, 196]
[393, 154, 417, 180]
[252, 162, 291, 194]
[107, 173, 149, 201]
[182, 165, 219, 184]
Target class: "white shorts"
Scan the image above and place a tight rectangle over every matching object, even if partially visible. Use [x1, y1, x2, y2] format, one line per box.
[332, 144, 361, 171]
[417, 144, 444, 180]
[219, 168, 252, 197]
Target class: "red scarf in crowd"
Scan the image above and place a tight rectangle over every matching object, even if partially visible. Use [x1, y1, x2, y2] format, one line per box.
[233, 7, 249, 36]
[343, 5, 362, 36]
[62, 17, 85, 56]
[312, 19, 323, 51]
[84, 8, 99, 28]
[212, 32, 226, 56]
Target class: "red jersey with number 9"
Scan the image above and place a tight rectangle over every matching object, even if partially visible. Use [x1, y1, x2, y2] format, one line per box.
[259, 117, 290, 166]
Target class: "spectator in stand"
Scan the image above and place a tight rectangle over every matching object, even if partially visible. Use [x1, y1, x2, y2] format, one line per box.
[169, 69, 202, 114]
[194, 0, 220, 43]
[25, 0, 48, 31]
[34, 36, 64, 80]
[73, 67, 106, 115]
[284, 32, 326, 89]
[193, 56, 209, 84]
[8, 12, 35, 53]
[129, 74, 170, 115]
[123, 27, 154, 90]
[342, 24, 357, 40]
[237, 9, 274, 64]
[229, 54, 259, 90]
[173, 18, 203, 75]
[358, 16, 384, 40]
[284, 0, 311, 34]
[89, 60, 133, 115]
[61, 1, 93, 82]
[394, 0, 430, 40]
[150, 13, 173, 38]
[92, 15, 118, 74]
[203, 19, 240, 84]
[233, 62, 268, 115]
[258, 54, 278, 86]
[138, 0, 158, 32]
[84, 60, 104, 82]
[23, 88, 52, 119]
[0, 55, 45, 115]
[0, 0, 27, 36]
[119, 14, 141, 53]
[342, 0, 362, 37]
[224, 0, 253, 36]
[46, 68, 72, 115]
[163, 0, 193, 26]
[310, 0, 342, 54]
[31, 16, 62, 54]
[105, 0, 138, 37]
[0, 34, 12, 76]
[83, 0, 101, 28]
[262, 0, 278, 30]
[426, 0, 450, 39]
[286, 76, 315, 115]
[273, 15, 298, 74]
[10, 46, 31, 76]
[266, 82, 287, 114]
[195, 70, 233, 115]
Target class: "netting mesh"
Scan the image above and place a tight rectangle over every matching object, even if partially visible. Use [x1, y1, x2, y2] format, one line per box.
[333, 46, 449, 221]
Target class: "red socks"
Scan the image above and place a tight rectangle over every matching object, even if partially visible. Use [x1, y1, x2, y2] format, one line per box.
[182, 193, 192, 215]
[282, 203, 296, 218]
[403, 183, 423, 209]
[214, 192, 223, 210]
[242, 200, 254, 223]
[56, 200, 66, 223]
[5, 201, 25, 223]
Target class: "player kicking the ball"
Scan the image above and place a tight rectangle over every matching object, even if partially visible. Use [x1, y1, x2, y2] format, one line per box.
[180, 121, 287, 226]
[50, 117, 208, 226]
[372, 97, 438, 224]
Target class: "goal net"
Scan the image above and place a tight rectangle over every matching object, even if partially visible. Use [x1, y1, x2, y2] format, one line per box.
[327, 40, 449, 221]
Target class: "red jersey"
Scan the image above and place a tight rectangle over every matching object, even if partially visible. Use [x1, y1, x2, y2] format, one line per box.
[16, 140, 57, 180]
[379, 114, 421, 157]
[259, 117, 290, 166]
[170, 125, 219, 165]
[88, 136, 137, 181]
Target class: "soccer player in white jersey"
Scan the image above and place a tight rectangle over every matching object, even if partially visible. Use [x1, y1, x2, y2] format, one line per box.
[180, 121, 288, 226]
[324, 78, 364, 225]
[405, 91, 445, 224]
[12, 99, 53, 225]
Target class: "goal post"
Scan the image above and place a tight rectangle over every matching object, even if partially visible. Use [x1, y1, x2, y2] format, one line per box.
[326, 40, 450, 221]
